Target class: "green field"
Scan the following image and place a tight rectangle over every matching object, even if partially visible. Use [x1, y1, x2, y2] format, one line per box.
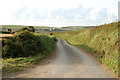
[1, 25, 94, 32]
[2, 25, 55, 30]
[54, 22, 119, 76]
[60, 26, 94, 31]
[2, 25, 26, 31]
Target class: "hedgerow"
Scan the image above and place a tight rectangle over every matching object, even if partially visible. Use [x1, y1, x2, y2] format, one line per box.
[2, 30, 56, 58]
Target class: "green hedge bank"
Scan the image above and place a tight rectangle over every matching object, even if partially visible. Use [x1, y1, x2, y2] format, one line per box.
[54, 22, 119, 76]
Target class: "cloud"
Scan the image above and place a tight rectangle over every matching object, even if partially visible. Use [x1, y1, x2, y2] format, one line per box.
[79, 8, 117, 26]
[0, 0, 118, 27]
[13, 6, 28, 18]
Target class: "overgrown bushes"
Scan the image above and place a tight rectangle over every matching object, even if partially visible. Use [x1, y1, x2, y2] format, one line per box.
[2, 30, 56, 58]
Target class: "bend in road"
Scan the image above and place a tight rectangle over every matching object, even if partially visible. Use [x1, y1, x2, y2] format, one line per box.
[6, 39, 114, 78]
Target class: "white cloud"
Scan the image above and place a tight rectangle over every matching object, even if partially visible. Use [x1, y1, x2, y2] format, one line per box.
[0, 0, 119, 27]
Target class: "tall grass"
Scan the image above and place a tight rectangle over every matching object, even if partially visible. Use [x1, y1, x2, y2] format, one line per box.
[54, 22, 119, 76]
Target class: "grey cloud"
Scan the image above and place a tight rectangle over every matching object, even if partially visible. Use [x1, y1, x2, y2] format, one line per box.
[51, 4, 93, 23]
[81, 8, 117, 25]
[110, 14, 117, 21]
[96, 8, 108, 23]
[12, 4, 117, 26]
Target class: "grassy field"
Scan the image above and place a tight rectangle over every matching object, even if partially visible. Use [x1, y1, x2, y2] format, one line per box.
[1, 25, 94, 32]
[2, 25, 26, 31]
[2, 25, 56, 30]
[60, 26, 94, 31]
[54, 22, 119, 76]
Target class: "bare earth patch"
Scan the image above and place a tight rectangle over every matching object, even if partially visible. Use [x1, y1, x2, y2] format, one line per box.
[0, 34, 13, 37]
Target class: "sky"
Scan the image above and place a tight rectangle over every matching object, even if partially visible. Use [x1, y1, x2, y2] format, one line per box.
[0, 0, 119, 27]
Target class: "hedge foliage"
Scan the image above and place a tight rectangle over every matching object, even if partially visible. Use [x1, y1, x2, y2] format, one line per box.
[2, 30, 56, 58]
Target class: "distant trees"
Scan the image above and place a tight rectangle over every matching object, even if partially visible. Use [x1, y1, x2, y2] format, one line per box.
[20, 26, 35, 33]
[0, 28, 12, 34]
[8, 28, 12, 32]
[28, 26, 35, 32]
[50, 33, 53, 35]
[20, 27, 29, 31]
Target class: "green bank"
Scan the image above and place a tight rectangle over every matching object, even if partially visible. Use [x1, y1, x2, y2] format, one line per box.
[54, 22, 119, 76]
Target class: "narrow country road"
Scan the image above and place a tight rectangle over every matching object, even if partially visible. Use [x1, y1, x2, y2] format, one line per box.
[6, 39, 114, 78]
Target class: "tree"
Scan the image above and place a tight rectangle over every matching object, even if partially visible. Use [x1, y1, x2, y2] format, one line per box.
[28, 26, 35, 32]
[20, 26, 35, 33]
[8, 28, 12, 32]
[50, 33, 53, 35]
[20, 27, 29, 31]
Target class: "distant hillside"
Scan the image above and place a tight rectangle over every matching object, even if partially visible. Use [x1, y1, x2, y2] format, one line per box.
[1, 25, 50, 30]
[1, 25, 57, 32]
[1, 25, 94, 32]
[2, 25, 26, 31]
[61, 26, 94, 31]
[1, 25, 63, 32]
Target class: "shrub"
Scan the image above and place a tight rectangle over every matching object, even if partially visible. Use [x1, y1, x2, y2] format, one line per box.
[28, 26, 35, 32]
[52, 37, 58, 41]
[2, 30, 56, 58]
[20, 26, 35, 33]
[0, 31, 11, 34]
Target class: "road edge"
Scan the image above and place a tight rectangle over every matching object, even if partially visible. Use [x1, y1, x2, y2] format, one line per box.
[2, 42, 58, 78]
[73, 45, 118, 78]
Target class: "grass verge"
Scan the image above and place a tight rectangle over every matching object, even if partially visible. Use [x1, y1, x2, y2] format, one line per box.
[2, 30, 57, 76]
[54, 22, 119, 77]
[2, 44, 56, 76]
